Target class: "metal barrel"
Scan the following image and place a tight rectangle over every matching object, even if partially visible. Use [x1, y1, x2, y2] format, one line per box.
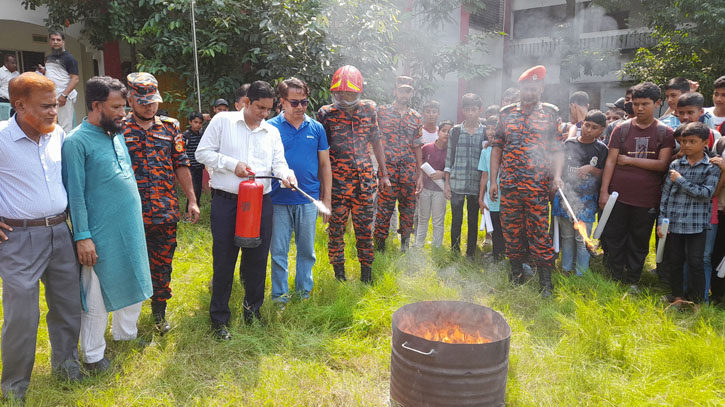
[390, 301, 511, 407]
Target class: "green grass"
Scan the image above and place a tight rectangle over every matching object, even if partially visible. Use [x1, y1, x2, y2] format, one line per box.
[5, 195, 725, 406]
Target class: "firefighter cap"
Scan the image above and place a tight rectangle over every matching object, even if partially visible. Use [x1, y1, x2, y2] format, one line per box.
[127, 72, 163, 105]
[518, 65, 546, 84]
[395, 76, 414, 90]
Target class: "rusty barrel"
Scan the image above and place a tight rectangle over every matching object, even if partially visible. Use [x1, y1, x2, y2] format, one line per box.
[390, 301, 511, 407]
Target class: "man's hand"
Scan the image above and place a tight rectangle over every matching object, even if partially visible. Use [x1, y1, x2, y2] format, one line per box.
[203, 113, 211, 121]
[37, 64, 46, 74]
[444, 182, 452, 200]
[321, 197, 331, 223]
[415, 178, 424, 195]
[710, 156, 725, 171]
[281, 174, 297, 189]
[489, 183, 498, 202]
[76, 238, 98, 267]
[379, 175, 392, 193]
[670, 169, 682, 182]
[479, 198, 489, 212]
[616, 154, 631, 166]
[187, 202, 200, 224]
[552, 176, 564, 191]
[430, 170, 445, 180]
[599, 191, 610, 209]
[656, 225, 665, 239]
[0, 221, 13, 243]
[234, 161, 251, 178]
[58, 95, 67, 107]
[576, 165, 593, 179]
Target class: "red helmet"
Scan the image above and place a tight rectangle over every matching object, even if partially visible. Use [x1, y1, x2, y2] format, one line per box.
[330, 65, 363, 93]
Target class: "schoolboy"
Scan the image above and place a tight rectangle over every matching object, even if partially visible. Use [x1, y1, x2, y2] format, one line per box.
[660, 77, 691, 129]
[658, 122, 720, 304]
[415, 121, 452, 248]
[420, 100, 440, 144]
[705, 76, 725, 130]
[599, 82, 675, 291]
[478, 116, 505, 261]
[553, 110, 608, 276]
[444, 93, 485, 257]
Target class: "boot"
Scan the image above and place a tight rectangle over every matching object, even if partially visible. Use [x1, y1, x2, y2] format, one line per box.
[539, 267, 553, 298]
[375, 238, 386, 252]
[360, 265, 372, 284]
[333, 264, 346, 282]
[400, 235, 410, 252]
[509, 260, 525, 286]
[151, 301, 171, 334]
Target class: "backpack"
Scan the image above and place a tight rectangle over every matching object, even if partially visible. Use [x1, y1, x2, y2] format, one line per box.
[617, 118, 668, 154]
[447, 124, 485, 170]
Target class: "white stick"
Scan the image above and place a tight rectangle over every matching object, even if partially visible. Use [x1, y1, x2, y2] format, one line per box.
[553, 217, 560, 253]
[717, 256, 725, 278]
[479, 212, 486, 231]
[655, 218, 669, 263]
[558, 188, 579, 224]
[484, 208, 494, 232]
[421, 162, 445, 191]
[593, 191, 619, 239]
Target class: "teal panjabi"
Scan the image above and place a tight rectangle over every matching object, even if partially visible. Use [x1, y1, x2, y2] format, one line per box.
[62, 119, 152, 311]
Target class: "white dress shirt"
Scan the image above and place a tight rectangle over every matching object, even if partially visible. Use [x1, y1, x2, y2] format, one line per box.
[196, 110, 292, 194]
[0, 116, 68, 218]
[0, 65, 19, 100]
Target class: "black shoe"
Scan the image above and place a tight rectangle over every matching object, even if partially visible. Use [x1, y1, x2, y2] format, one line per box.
[212, 323, 231, 341]
[151, 301, 171, 334]
[360, 266, 372, 284]
[243, 311, 264, 326]
[539, 267, 553, 298]
[375, 238, 386, 252]
[400, 236, 409, 252]
[54, 359, 83, 382]
[83, 357, 111, 374]
[333, 264, 346, 282]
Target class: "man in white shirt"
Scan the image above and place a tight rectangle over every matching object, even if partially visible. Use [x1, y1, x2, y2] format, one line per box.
[0, 55, 19, 103]
[37, 31, 79, 133]
[196, 80, 295, 340]
[706, 76, 725, 130]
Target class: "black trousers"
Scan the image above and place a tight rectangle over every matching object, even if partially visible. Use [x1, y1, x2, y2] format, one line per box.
[186, 166, 204, 213]
[450, 192, 479, 256]
[711, 211, 725, 302]
[663, 232, 706, 303]
[601, 201, 657, 284]
[490, 211, 506, 260]
[209, 193, 272, 324]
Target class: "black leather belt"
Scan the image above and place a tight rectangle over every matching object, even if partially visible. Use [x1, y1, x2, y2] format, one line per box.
[0, 213, 67, 227]
[211, 188, 238, 200]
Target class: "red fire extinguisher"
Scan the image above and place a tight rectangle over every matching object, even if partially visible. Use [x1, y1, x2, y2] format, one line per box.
[234, 171, 263, 248]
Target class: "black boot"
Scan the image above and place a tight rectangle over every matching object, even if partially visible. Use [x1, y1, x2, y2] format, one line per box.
[539, 267, 553, 298]
[375, 238, 386, 252]
[333, 264, 346, 282]
[400, 235, 409, 252]
[360, 266, 372, 284]
[151, 301, 171, 334]
[509, 260, 525, 285]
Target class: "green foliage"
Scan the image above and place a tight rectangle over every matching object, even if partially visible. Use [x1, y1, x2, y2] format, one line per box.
[22, 0, 495, 113]
[621, 0, 725, 101]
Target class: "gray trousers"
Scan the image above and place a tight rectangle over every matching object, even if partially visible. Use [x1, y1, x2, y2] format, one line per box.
[0, 221, 81, 399]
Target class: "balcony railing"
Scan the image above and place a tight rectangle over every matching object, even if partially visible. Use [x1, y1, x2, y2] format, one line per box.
[508, 29, 655, 57]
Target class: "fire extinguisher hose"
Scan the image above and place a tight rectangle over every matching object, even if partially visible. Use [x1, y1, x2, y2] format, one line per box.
[249, 174, 331, 216]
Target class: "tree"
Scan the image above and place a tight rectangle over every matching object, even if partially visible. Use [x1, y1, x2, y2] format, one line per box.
[22, 0, 496, 113]
[620, 0, 725, 102]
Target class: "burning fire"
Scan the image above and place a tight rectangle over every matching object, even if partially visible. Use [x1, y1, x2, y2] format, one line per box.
[400, 319, 491, 344]
[573, 220, 600, 256]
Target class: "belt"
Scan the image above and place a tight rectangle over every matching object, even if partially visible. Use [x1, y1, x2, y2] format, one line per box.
[0, 213, 67, 227]
[211, 188, 238, 200]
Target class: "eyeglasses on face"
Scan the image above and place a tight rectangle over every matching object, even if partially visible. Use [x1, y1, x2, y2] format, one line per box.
[287, 99, 309, 108]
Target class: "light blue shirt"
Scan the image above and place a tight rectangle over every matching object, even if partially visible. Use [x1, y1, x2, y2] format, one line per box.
[0, 116, 68, 219]
[477, 145, 500, 212]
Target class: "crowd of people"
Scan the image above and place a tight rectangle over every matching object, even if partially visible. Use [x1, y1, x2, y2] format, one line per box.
[1, 31, 725, 403]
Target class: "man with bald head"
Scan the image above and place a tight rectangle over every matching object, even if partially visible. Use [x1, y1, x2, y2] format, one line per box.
[0, 72, 82, 402]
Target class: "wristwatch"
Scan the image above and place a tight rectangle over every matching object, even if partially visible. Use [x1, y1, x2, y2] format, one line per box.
[60, 93, 68, 99]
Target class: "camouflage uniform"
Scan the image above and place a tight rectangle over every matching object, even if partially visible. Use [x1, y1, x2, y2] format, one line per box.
[374, 104, 422, 244]
[492, 102, 562, 276]
[124, 115, 189, 305]
[317, 100, 379, 275]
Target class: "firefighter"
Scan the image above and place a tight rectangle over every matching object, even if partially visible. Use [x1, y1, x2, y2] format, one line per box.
[374, 76, 423, 252]
[489, 66, 564, 297]
[317, 65, 391, 283]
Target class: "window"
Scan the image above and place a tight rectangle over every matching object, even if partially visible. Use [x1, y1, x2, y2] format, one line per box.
[470, 0, 504, 32]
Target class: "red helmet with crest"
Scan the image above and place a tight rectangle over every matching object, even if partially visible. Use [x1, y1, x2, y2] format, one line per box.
[330, 65, 363, 93]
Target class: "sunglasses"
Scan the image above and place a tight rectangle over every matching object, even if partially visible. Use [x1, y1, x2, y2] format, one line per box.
[287, 99, 309, 108]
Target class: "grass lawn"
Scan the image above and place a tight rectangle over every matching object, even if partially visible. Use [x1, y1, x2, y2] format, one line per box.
[5, 194, 725, 406]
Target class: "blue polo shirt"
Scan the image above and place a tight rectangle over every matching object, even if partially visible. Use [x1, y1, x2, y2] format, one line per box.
[268, 113, 329, 204]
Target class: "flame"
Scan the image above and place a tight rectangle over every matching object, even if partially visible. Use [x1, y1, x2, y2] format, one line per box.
[573, 220, 599, 254]
[399, 317, 491, 344]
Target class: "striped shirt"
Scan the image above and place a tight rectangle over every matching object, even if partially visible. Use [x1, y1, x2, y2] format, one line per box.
[183, 129, 203, 167]
[659, 155, 720, 234]
[0, 116, 68, 219]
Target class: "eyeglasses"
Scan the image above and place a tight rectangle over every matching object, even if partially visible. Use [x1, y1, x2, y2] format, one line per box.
[287, 99, 309, 108]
